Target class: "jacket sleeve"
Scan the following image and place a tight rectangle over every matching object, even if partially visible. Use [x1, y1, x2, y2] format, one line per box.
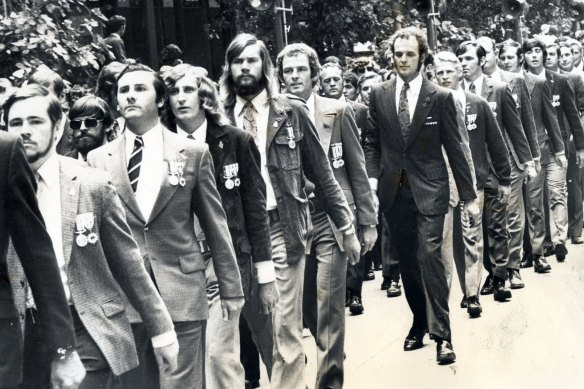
[501, 87, 533, 164]
[560, 78, 584, 150]
[539, 80, 565, 154]
[482, 100, 511, 185]
[516, 78, 540, 159]
[364, 87, 382, 179]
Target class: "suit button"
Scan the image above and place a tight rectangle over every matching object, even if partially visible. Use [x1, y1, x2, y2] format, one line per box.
[144, 227, 149, 231]
[143, 255, 149, 262]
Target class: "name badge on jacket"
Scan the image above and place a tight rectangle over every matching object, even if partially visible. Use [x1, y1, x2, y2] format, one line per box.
[466, 114, 477, 131]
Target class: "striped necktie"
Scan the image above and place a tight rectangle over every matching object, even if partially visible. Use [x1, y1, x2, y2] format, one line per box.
[128, 136, 143, 192]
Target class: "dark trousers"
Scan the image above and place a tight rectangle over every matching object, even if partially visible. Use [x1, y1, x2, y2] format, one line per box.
[567, 139, 584, 239]
[385, 184, 450, 342]
[239, 315, 260, 382]
[0, 317, 23, 388]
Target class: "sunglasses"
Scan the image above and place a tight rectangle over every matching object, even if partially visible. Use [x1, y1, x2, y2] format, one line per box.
[70, 118, 102, 130]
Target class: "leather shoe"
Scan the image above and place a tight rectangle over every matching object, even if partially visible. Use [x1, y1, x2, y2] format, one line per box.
[245, 379, 260, 389]
[520, 252, 533, 268]
[373, 262, 383, 271]
[493, 276, 512, 302]
[533, 255, 551, 273]
[571, 236, 584, 244]
[380, 277, 391, 290]
[508, 269, 525, 289]
[543, 244, 555, 257]
[555, 243, 568, 262]
[349, 296, 364, 315]
[365, 269, 375, 281]
[480, 275, 494, 295]
[460, 295, 467, 309]
[436, 340, 456, 364]
[403, 329, 426, 351]
[387, 281, 402, 297]
[466, 296, 482, 318]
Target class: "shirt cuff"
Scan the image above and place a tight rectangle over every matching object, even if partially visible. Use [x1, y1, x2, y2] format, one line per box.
[255, 260, 276, 284]
[554, 152, 565, 157]
[151, 330, 178, 349]
[369, 178, 378, 192]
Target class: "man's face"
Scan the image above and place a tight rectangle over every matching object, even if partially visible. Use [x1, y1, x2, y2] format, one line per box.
[230, 44, 264, 97]
[434, 61, 460, 90]
[545, 45, 559, 69]
[117, 71, 161, 126]
[320, 66, 343, 99]
[359, 78, 380, 106]
[281, 53, 313, 101]
[343, 80, 358, 101]
[458, 47, 484, 81]
[7, 96, 58, 167]
[168, 73, 203, 126]
[393, 36, 421, 82]
[477, 38, 497, 72]
[70, 115, 105, 155]
[524, 46, 545, 72]
[572, 44, 582, 66]
[559, 46, 574, 71]
[499, 48, 522, 73]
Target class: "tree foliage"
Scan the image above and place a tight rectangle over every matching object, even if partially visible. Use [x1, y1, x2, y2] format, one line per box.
[0, 0, 111, 87]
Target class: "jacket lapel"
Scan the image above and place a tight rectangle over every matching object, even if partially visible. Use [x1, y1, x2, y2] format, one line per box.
[524, 71, 536, 95]
[480, 77, 494, 100]
[314, 95, 336, 153]
[206, 122, 227, 180]
[405, 79, 436, 150]
[58, 157, 80, 268]
[382, 80, 403, 148]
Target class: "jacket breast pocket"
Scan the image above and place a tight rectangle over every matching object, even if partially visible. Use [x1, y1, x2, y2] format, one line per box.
[274, 133, 302, 170]
[179, 251, 206, 274]
[101, 296, 125, 318]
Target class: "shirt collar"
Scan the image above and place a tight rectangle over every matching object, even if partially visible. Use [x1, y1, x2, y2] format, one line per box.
[36, 153, 60, 190]
[125, 120, 163, 147]
[177, 119, 207, 142]
[453, 87, 466, 104]
[306, 93, 316, 116]
[490, 68, 502, 82]
[531, 68, 547, 80]
[235, 89, 269, 118]
[396, 73, 423, 96]
[465, 74, 484, 93]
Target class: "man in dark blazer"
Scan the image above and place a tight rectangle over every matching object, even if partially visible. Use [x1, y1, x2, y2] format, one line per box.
[365, 27, 479, 364]
[162, 64, 277, 389]
[5, 85, 178, 388]
[88, 64, 244, 389]
[278, 43, 377, 388]
[104, 15, 127, 63]
[0, 132, 84, 389]
[220, 33, 360, 388]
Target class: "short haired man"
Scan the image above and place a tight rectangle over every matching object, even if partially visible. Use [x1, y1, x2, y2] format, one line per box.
[5, 84, 179, 388]
[277, 42, 377, 388]
[104, 15, 127, 62]
[365, 27, 479, 364]
[342, 72, 360, 101]
[358, 71, 382, 106]
[88, 64, 244, 389]
[220, 33, 360, 388]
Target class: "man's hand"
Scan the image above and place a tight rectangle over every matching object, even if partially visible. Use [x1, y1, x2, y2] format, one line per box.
[221, 297, 245, 321]
[498, 184, 511, 204]
[524, 162, 537, 183]
[359, 225, 378, 255]
[258, 281, 279, 315]
[577, 149, 584, 168]
[462, 198, 481, 228]
[342, 230, 361, 266]
[153, 340, 179, 376]
[372, 191, 379, 216]
[555, 154, 568, 168]
[534, 159, 542, 173]
[50, 350, 86, 389]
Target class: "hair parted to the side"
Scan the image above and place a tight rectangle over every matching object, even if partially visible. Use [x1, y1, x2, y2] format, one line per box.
[162, 64, 230, 130]
[275, 43, 321, 85]
[319, 62, 344, 79]
[3, 84, 63, 127]
[219, 33, 278, 109]
[455, 41, 487, 62]
[499, 39, 523, 60]
[116, 63, 167, 115]
[386, 26, 429, 68]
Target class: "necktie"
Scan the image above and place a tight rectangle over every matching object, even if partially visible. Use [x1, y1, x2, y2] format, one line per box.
[398, 82, 411, 139]
[242, 101, 258, 145]
[186, 134, 195, 140]
[469, 82, 476, 94]
[128, 136, 143, 192]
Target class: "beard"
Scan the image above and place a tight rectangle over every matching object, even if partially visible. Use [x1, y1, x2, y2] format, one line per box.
[233, 74, 266, 97]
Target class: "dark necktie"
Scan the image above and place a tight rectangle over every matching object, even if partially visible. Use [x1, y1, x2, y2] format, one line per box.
[128, 136, 143, 192]
[469, 82, 476, 94]
[398, 82, 411, 139]
[242, 101, 258, 145]
[186, 134, 195, 140]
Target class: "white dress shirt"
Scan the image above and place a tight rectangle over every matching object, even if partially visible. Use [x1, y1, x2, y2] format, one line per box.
[124, 123, 164, 221]
[306, 93, 316, 125]
[177, 119, 207, 143]
[464, 74, 484, 96]
[395, 73, 424, 122]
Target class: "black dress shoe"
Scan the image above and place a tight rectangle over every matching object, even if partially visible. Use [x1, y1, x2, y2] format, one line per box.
[571, 236, 584, 244]
[436, 340, 456, 364]
[245, 379, 260, 389]
[543, 245, 555, 257]
[365, 269, 375, 281]
[520, 252, 533, 268]
[555, 243, 568, 262]
[380, 277, 391, 290]
[403, 329, 426, 351]
[508, 269, 525, 289]
[480, 275, 494, 295]
[373, 262, 383, 271]
[460, 295, 467, 309]
[493, 276, 512, 301]
[533, 255, 551, 273]
[349, 296, 364, 315]
[387, 280, 402, 297]
[466, 296, 482, 318]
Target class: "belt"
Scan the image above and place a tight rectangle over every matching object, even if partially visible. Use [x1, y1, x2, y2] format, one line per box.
[268, 208, 280, 223]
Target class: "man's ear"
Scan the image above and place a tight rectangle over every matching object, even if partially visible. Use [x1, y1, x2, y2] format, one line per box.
[479, 57, 486, 68]
[54, 120, 64, 144]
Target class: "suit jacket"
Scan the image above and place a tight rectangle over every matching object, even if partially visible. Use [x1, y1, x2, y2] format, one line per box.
[464, 77, 533, 168]
[226, 94, 354, 263]
[545, 69, 584, 149]
[104, 33, 126, 62]
[8, 156, 174, 376]
[561, 69, 584, 112]
[364, 78, 476, 215]
[0, 134, 75, 385]
[88, 129, 243, 322]
[347, 99, 368, 143]
[312, 95, 376, 241]
[463, 92, 511, 189]
[523, 72, 565, 163]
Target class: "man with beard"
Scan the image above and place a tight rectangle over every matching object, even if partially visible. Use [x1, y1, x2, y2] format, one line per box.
[219, 33, 360, 388]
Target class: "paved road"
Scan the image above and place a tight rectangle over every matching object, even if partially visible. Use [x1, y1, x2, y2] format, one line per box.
[259, 240, 584, 388]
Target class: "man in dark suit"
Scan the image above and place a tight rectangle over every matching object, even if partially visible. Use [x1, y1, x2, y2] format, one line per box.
[365, 27, 479, 364]
[219, 33, 360, 388]
[278, 43, 377, 388]
[104, 15, 127, 63]
[5, 84, 178, 388]
[0, 131, 84, 389]
[88, 64, 244, 389]
[162, 64, 277, 389]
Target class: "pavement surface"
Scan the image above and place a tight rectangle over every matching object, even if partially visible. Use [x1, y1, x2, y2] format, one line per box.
[258, 240, 584, 389]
